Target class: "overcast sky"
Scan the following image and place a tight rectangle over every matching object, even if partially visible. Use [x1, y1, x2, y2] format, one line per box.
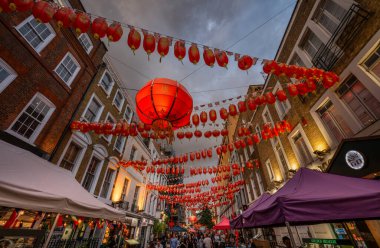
[81, 0, 295, 182]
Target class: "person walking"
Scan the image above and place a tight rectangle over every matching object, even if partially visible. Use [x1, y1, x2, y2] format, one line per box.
[198, 235, 204, 248]
[170, 234, 179, 248]
[203, 234, 213, 248]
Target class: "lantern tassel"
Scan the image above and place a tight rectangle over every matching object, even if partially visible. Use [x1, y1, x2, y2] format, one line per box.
[159, 56, 163, 63]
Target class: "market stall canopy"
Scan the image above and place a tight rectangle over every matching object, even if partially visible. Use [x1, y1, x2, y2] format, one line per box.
[213, 216, 230, 230]
[243, 168, 380, 228]
[230, 193, 270, 229]
[169, 225, 187, 232]
[0, 141, 125, 221]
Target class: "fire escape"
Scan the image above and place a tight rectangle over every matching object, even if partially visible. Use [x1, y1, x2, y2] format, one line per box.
[312, 4, 370, 71]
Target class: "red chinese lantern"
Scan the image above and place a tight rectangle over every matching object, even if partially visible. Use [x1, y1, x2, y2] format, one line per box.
[212, 130, 220, 138]
[54, 7, 75, 28]
[228, 104, 237, 116]
[276, 90, 287, 102]
[194, 130, 202, 138]
[185, 131, 193, 140]
[91, 18, 108, 39]
[9, 0, 33, 12]
[228, 144, 234, 152]
[221, 129, 228, 137]
[306, 78, 317, 92]
[135, 78, 193, 132]
[265, 92, 276, 104]
[296, 83, 308, 95]
[237, 101, 247, 113]
[234, 140, 241, 149]
[157, 37, 170, 62]
[215, 51, 228, 68]
[174, 40, 186, 62]
[216, 147, 222, 155]
[203, 48, 215, 67]
[204, 131, 212, 138]
[247, 98, 257, 111]
[287, 84, 298, 96]
[238, 55, 254, 71]
[201, 150, 207, 159]
[200, 111, 208, 125]
[73, 12, 90, 34]
[209, 109, 217, 123]
[143, 33, 156, 59]
[0, 0, 12, 13]
[192, 114, 200, 127]
[196, 152, 201, 160]
[127, 28, 141, 54]
[220, 108, 228, 120]
[255, 95, 266, 106]
[32, 1, 55, 23]
[188, 44, 200, 64]
[262, 60, 278, 74]
[107, 22, 123, 42]
[252, 134, 260, 143]
[190, 153, 195, 161]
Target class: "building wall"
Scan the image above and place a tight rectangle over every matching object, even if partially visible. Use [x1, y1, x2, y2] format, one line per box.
[0, 4, 106, 155]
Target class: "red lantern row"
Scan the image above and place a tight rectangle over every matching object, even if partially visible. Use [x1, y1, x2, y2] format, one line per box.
[145, 166, 185, 175]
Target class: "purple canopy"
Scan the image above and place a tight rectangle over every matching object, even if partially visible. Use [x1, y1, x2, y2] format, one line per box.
[230, 193, 270, 229]
[241, 168, 380, 228]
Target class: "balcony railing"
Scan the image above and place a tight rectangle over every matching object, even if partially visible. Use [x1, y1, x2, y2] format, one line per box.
[312, 4, 370, 71]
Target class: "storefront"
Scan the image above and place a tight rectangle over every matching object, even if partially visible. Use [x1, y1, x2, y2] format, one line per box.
[327, 135, 380, 247]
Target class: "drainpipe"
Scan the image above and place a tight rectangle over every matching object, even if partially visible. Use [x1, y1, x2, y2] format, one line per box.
[49, 62, 107, 162]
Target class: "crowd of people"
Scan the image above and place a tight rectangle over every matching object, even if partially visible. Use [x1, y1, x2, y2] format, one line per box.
[148, 231, 263, 248]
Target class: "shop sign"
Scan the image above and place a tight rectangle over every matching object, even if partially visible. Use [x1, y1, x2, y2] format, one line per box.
[334, 227, 347, 235]
[345, 150, 365, 170]
[141, 218, 148, 227]
[302, 238, 353, 245]
[131, 218, 138, 227]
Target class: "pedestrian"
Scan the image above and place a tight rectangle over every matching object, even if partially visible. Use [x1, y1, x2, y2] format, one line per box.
[198, 235, 204, 248]
[203, 234, 213, 248]
[178, 238, 187, 248]
[170, 234, 179, 248]
[155, 238, 164, 248]
[282, 236, 292, 248]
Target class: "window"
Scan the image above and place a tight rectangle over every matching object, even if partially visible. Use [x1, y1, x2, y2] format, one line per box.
[54, 53, 80, 86]
[78, 33, 93, 54]
[16, 16, 55, 53]
[9, 93, 55, 142]
[314, 0, 346, 35]
[255, 124, 262, 140]
[265, 159, 274, 181]
[100, 168, 115, 199]
[56, 0, 72, 7]
[99, 71, 114, 95]
[289, 53, 306, 67]
[301, 30, 324, 59]
[114, 135, 126, 153]
[337, 76, 380, 127]
[256, 170, 264, 195]
[124, 105, 133, 123]
[83, 95, 104, 122]
[120, 178, 129, 201]
[113, 90, 125, 111]
[59, 142, 82, 171]
[103, 113, 115, 143]
[317, 100, 353, 143]
[129, 146, 136, 161]
[363, 45, 380, 80]
[82, 157, 101, 192]
[292, 132, 314, 166]
[132, 186, 140, 210]
[0, 59, 17, 93]
[273, 83, 291, 119]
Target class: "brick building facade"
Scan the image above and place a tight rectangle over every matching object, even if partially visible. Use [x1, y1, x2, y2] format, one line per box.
[0, 0, 107, 157]
[236, 0, 380, 246]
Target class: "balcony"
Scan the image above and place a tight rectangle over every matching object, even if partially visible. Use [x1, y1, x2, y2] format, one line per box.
[312, 4, 370, 71]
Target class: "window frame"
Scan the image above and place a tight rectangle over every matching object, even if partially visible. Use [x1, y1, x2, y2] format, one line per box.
[99, 166, 116, 200]
[114, 135, 127, 154]
[0, 58, 17, 93]
[124, 105, 134, 123]
[98, 70, 114, 96]
[113, 89, 125, 112]
[81, 93, 104, 123]
[361, 42, 380, 82]
[15, 15, 56, 54]
[81, 148, 105, 194]
[54, 52, 81, 86]
[288, 124, 315, 167]
[272, 82, 291, 120]
[78, 33, 93, 54]
[7, 92, 55, 144]
[265, 159, 274, 182]
[102, 112, 116, 144]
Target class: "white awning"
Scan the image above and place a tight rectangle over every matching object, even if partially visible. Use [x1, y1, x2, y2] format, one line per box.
[0, 141, 125, 221]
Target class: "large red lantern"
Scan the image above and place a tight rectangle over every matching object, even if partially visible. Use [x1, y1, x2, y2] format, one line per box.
[0, 0, 12, 13]
[107, 22, 123, 42]
[174, 40, 186, 62]
[135, 78, 193, 133]
[188, 44, 200, 64]
[73, 12, 91, 34]
[91, 18, 108, 39]
[127, 28, 141, 54]
[9, 0, 33, 12]
[203, 48, 215, 67]
[215, 51, 228, 68]
[54, 7, 75, 28]
[157, 37, 170, 62]
[143, 33, 156, 59]
[32, 1, 55, 23]
[238, 55, 254, 71]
